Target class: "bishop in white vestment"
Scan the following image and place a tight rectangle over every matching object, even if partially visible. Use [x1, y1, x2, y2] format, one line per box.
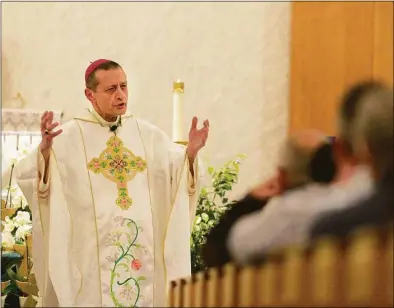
[15, 108, 203, 307]
[13, 60, 208, 307]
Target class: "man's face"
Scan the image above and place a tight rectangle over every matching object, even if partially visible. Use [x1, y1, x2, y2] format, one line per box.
[332, 137, 359, 166]
[86, 67, 128, 117]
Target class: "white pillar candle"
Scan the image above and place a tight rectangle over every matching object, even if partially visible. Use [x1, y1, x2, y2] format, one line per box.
[172, 80, 185, 142]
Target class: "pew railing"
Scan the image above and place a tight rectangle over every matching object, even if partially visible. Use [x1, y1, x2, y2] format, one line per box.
[170, 224, 393, 307]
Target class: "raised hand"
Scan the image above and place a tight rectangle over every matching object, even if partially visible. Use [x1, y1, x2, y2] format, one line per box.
[187, 116, 209, 159]
[39, 111, 63, 152]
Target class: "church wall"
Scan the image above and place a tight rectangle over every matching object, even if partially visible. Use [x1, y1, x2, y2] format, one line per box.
[2, 2, 290, 198]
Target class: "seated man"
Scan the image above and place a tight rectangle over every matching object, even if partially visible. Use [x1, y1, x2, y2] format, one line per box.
[311, 86, 393, 238]
[227, 81, 382, 265]
[203, 129, 336, 267]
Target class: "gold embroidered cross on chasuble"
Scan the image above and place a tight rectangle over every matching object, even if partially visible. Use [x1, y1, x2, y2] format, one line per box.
[87, 135, 147, 210]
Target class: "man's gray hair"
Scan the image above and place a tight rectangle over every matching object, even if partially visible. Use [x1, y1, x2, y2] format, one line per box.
[353, 88, 393, 176]
[279, 138, 312, 188]
[337, 82, 386, 154]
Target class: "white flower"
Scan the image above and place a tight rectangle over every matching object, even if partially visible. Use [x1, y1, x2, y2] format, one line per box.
[7, 185, 18, 194]
[2, 184, 29, 209]
[1, 231, 15, 248]
[18, 147, 31, 157]
[10, 194, 28, 209]
[14, 211, 31, 226]
[1, 185, 18, 202]
[20, 195, 28, 209]
[2, 216, 15, 232]
[10, 147, 32, 165]
[15, 224, 32, 241]
[10, 195, 22, 209]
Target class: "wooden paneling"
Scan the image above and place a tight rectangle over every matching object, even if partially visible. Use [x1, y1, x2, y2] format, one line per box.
[373, 2, 394, 85]
[289, 2, 393, 135]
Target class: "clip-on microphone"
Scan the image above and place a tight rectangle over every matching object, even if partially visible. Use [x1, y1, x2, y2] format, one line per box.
[109, 117, 122, 134]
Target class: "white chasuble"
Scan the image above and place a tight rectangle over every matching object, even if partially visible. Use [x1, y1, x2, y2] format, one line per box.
[13, 110, 202, 307]
[83, 123, 154, 307]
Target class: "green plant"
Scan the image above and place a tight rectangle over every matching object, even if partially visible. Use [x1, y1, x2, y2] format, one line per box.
[191, 154, 246, 273]
[1, 251, 23, 297]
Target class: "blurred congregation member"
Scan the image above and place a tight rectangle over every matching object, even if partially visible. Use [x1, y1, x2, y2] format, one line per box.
[227, 81, 383, 265]
[311, 86, 393, 238]
[203, 129, 335, 267]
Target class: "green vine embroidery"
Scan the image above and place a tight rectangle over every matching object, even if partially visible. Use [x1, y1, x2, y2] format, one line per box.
[106, 216, 147, 307]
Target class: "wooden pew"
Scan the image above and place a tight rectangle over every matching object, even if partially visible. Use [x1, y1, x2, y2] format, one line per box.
[169, 223, 393, 307]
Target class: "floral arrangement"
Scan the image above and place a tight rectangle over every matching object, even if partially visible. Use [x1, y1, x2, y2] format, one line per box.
[1, 145, 37, 305]
[1, 146, 33, 249]
[2, 208, 32, 249]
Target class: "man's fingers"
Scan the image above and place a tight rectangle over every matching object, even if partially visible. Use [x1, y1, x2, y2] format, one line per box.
[47, 122, 60, 131]
[48, 129, 63, 139]
[47, 111, 54, 125]
[200, 126, 209, 134]
[42, 111, 55, 132]
[191, 116, 198, 130]
[41, 111, 55, 127]
[41, 111, 48, 120]
[203, 119, 209, 128]
[41, 112, 48, 131]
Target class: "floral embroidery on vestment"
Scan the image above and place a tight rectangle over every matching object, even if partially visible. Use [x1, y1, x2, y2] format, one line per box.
[105, 216, 148, 307]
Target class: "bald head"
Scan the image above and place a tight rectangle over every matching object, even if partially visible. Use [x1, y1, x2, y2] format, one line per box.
[278, 130, 333, 188]
[290, 130, 328, 152]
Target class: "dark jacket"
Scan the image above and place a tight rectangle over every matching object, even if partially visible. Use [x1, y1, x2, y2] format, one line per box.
[202, 194, 269, 268]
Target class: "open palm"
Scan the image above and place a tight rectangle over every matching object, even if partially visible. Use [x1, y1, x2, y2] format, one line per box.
[187, 116, 209, 157]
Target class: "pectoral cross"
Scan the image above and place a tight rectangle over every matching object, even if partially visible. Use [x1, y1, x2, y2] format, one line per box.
[88, 135, 147, 210]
